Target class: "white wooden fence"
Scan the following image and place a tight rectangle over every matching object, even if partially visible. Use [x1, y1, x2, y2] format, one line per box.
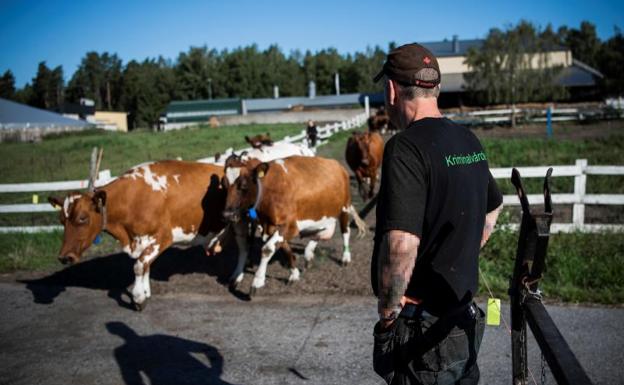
[444, 106, 614, 125]
[491, 159, 624, 233]
[1, 158, 622, 234]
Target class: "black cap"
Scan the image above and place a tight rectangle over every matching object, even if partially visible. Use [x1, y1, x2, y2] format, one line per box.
[373, 43, 441, 88]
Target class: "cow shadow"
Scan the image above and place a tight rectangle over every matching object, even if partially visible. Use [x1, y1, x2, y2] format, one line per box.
[19, 241, 241, 309]
[107, 322, 237, 385]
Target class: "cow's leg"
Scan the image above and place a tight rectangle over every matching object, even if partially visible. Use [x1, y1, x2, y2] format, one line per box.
[339, 210, 351, 265]
[250, 229, 283, 295]
[229, 221, 250, 288]
[355, 170, 367, 200]
[369, 171, 378, 199]
[129, 237, 163, 311]
[280, 241, 300, 284]
[303, 240, 318, 268]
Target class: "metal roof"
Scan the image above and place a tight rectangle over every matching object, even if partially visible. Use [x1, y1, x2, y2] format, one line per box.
[0, 98, 90, 130]
[421, 38, 568, 58]
[245, 94, 361, 112]
[421, 39, 484, 57]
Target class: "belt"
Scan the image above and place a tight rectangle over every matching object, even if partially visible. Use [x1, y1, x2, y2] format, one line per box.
[399, 301, 478, 321]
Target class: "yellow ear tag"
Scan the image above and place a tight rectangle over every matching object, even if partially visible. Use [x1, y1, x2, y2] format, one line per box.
[32, 194, 39, 204]
[487, 298, 501, 326]
[257, 170, 265, 178]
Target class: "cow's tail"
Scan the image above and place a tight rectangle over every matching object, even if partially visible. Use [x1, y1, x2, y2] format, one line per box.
[348, 205, 368, 238]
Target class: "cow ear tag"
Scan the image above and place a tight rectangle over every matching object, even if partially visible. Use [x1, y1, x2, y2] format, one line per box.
[93, 234, 102, 245]
[257, 170, 265, 178]
[248, 208, 258, 220]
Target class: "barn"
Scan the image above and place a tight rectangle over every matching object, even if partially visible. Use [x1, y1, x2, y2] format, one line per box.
[0, 98, 91, 142]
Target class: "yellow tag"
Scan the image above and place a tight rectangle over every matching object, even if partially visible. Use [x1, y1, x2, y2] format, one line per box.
[257, 170, 265, 178]
[487, 298, 501, 326]
[32, 194, 39, 204]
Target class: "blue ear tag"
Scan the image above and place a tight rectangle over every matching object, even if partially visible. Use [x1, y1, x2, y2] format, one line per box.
[248, 207, 258, 220]
[93, 234, 102, 245]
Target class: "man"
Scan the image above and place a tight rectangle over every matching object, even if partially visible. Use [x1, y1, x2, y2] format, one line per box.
[306, 119, 318, 147]
[371, 43, 503, 385]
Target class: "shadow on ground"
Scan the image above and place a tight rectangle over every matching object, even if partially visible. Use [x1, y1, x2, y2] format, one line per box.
[18, 243, 241, 309]
[107, 321, 238, 385]
[17, 234, 309, 309]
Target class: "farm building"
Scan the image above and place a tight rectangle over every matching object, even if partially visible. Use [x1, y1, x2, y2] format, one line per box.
[0, 98, 91, 142]
[58, 99, 128, 132]
[164, 94, 364, 130]
[426, 36, 604, 107]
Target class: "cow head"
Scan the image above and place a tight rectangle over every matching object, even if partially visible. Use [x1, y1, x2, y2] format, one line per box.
[222, 157, 266, 223]
[48, 190, 107, 264]
[245, 133, 273, 149]
[351, 132, 372, 166]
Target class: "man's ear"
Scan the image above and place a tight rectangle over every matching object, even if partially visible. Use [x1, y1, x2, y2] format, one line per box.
[387, 79, 398, 106]
[48, 196, 63, 209]
[93, 190, 107, 211]
[254, 163, 270, 179]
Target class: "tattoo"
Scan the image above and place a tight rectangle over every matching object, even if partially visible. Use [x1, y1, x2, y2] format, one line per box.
[377, 230, 420, 317]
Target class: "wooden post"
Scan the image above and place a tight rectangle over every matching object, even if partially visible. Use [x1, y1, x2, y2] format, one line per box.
[87, 147, 98, 192]
[573, 159, 587, 228]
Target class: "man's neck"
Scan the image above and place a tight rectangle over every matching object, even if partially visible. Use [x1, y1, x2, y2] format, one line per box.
[405, 98, 443, 124]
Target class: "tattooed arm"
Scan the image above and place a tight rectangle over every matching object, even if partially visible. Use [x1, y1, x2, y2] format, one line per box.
[377, 229, 420, 329]
[481, 203, 503, 248]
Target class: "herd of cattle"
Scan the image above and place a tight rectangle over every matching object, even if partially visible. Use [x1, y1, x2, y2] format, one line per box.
[48, 114, 388, 310]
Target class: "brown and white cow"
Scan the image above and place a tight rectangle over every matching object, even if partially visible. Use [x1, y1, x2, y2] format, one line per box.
[345, 131, 384, 200]
[48, 160, 247, 310]
[221, 155, 367, 295]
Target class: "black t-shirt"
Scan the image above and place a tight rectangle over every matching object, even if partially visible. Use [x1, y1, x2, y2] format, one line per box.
[371, 117, 502, 315]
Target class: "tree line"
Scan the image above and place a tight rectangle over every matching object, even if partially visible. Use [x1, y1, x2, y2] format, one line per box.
[0, 45, 386, 129]
[0, 20, 621, 129]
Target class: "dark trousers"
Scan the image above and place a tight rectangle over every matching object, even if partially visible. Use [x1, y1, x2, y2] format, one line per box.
[373, 303, 485, 385]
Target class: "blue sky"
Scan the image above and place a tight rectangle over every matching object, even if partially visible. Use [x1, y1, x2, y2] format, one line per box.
[1, 0, 622, 87]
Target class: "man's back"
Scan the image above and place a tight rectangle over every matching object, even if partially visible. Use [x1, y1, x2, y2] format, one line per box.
[373, 117, 498, 314]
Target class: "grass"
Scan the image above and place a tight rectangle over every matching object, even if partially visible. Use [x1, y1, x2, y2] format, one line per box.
[479, 212, 624, 304]
[481, 134, 624, 195]
[0, 231, 121, 272]
[0, 123, 305, 183]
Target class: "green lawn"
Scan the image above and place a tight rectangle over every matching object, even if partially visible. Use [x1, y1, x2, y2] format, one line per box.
[0, 123, 305, 183]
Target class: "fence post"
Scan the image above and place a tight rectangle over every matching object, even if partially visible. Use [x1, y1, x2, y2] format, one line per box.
[573, 159, 587, 228]
[364, 96, 370, 117]
[546, 105, 553, 138]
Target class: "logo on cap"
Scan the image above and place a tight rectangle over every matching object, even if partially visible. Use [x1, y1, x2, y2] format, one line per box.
[423, 56, 431, 65]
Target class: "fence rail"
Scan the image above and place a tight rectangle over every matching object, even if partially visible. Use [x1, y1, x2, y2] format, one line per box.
[1, 157, 622, 233]
[445, 105, 623, 126]
[493, 159, 624, 233]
